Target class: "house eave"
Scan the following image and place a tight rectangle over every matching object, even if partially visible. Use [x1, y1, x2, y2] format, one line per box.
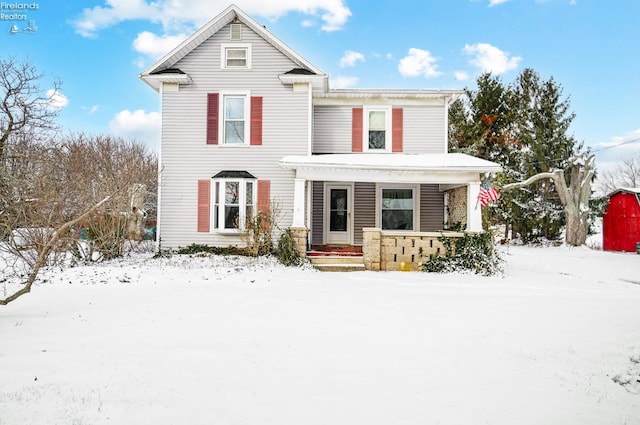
[279, 153, 502, 183]
[140, 73, 193, 92]
[278, 74, 328, 91]
[139, 4, 326, 87]
[318, 89, 464, 100]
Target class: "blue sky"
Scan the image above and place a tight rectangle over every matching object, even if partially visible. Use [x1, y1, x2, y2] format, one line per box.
[2, 0, 638, 169]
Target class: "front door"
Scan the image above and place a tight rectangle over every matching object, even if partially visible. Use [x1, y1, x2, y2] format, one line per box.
[325, 184, 353, 244]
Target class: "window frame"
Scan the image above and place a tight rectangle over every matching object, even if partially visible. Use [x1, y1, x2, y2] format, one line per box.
[363, 105, 392, 152]
[212, 178, 256, 233]
[376, 184, 420, 231]
[221, 43, 252, 69]
[218, 91, 251, 146]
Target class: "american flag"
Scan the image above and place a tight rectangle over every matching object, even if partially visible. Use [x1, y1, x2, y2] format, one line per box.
[477, 178, 500, 207]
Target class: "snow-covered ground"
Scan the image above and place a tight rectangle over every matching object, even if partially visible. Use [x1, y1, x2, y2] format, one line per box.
[1, 245, 639, 424]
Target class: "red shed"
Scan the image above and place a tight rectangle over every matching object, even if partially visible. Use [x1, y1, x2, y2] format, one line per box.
[603, 188, 640, 252]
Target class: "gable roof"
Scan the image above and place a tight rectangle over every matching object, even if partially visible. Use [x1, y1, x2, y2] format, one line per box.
[140, 4, 325, 91]
[607, 187, 640, 197]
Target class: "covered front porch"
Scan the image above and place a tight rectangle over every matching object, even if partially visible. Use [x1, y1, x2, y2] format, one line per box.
[280, 153, 501, 271]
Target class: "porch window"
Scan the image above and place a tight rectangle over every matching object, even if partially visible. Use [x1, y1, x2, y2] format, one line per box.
[212, 176, 255, 232]
[381, 188, 414, 230]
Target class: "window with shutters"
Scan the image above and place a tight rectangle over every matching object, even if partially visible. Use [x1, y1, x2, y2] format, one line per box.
[212, 178, 255, 232]
[363, 106, 392, 152]
[207, 92, 262, 146]
[221, 43, 251, 69]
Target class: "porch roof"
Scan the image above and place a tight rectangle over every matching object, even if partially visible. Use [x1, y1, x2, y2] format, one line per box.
[279, 153, 502, 184]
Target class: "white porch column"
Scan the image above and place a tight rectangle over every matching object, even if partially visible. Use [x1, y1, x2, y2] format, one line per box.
[467, 181, 483, 232]
[292, 178, 306, 227]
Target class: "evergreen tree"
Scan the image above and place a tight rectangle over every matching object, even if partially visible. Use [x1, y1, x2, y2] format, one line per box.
[449, 69, 579, 242]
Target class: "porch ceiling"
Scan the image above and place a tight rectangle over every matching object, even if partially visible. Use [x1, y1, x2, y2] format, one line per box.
[279, 153, 502, 184]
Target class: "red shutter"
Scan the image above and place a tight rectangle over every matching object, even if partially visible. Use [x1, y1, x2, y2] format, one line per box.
[257, 180, 270, 213]
[206, 93, 219, 145]
[250, 96, 263, 145]
[197, 179, 211, 232]
[392, 108, 403, 152]
[352, 107, 363, 152]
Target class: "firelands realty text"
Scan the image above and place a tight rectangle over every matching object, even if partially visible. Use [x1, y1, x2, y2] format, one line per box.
[1, 2, 38, 21]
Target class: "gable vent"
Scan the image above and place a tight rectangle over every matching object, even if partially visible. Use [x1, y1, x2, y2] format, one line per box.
[230, 24, 242, 41]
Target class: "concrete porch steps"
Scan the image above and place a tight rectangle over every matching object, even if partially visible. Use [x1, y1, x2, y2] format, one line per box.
[308, 254, 365, 272]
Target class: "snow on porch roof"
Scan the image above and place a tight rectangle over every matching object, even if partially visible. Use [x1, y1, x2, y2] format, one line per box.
[279, 153, 502, 174]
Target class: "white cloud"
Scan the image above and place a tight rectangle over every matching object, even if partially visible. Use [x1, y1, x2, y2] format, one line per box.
[82, 105, 100, 115]
[339, 50, 365, 68]
[331, 76, 358, 89]
[73, 0, 351, 37]
[109, 109, 161, 146]
[398, 48, 442, 78]
[454, 71, 470, 81]
[489, 0, 511, 6]
[46, 89, 69, 109]
[463, 43, 522, 74]
[133, 31, 189, 59]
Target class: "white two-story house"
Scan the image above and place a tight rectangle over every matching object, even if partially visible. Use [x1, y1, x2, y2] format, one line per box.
[140, 4, 501, 270]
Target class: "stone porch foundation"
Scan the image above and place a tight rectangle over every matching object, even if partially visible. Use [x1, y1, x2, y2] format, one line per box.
[363, 228, 466, 271]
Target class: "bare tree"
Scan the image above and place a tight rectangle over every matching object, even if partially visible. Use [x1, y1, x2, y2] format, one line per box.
[0, 134, 157, 305]
[596, 153, 640, 195]
[502, 154, 595, 246]
[0, 57, 61, 163]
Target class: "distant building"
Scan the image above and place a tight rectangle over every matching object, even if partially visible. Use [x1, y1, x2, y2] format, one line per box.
[603, 188, 640, 252]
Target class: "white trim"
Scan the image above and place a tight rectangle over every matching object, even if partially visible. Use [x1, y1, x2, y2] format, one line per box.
[140, 5, 325, 92]
[221, 43, 252, 69]
[363, 105, 392, 153]
[324, 183, 354, 245]
[376, 183, 420, 231]
[211, 177, 257, 233]
[292, 178, 306, 227]
[218, 90, 251, 146]
[467, 182, 482, 232]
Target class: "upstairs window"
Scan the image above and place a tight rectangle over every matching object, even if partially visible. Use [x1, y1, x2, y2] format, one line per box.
[364, 106, 392, 152]
[222, 43, 251, 69]
[223, 95, 247, 144]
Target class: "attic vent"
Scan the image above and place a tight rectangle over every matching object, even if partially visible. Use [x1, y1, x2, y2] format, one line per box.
[230, 24, 242, 41]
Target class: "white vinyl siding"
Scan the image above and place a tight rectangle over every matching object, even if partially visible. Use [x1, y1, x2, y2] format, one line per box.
[313, 104, 445, 154]
[221, 43, 252, 69]
[158, 22, 309, 249]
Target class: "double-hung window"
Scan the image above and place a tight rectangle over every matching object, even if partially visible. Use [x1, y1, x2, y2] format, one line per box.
[219, 91, 250, 145]
[212, 177, 255, 232]
[221, 43, 251, 69]
[380, 186, 417, 230]
[364, 106, 392, 152]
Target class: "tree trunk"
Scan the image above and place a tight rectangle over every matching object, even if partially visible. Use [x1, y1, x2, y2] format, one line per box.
[501, 155, 595, 247]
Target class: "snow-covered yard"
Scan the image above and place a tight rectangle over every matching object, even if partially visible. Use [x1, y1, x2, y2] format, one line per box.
[1, 245, 640, 424]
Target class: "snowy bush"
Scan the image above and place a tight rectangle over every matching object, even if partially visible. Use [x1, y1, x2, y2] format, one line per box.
[421, 231, 503, 276]
[274, 229, 303, 267]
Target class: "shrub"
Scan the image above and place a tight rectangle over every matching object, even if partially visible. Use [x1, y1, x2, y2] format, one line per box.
[421, 231, 503, 276]
[275, 229, 303, 266]
[176, 244, 246, 256]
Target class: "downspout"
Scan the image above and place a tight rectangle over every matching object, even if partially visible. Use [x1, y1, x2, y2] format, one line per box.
[307, 82, 313, 156]
[443, 95, 451, 153]
[155, 83, 164, 252]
